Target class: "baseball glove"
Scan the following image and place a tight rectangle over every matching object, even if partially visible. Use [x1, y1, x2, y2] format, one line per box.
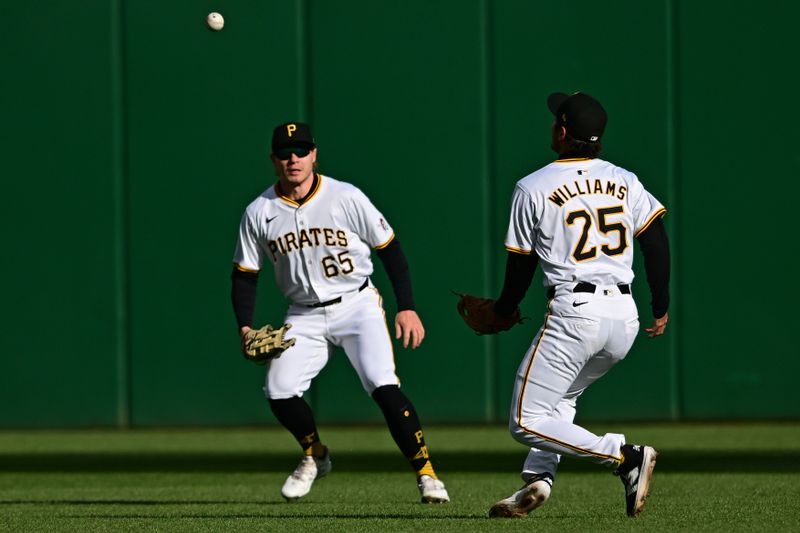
[242, 323, 296, 364]
[454, 292, 524, 335]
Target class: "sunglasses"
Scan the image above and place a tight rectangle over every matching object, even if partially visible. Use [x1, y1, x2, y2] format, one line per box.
[275, 146, 312, 161]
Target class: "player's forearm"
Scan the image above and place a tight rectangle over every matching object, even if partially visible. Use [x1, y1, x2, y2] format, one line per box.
[636, 217, 670, 318]
[231, 267, 259, 328]
[494, 251, 539, 316]
[375, 238, 415, 311]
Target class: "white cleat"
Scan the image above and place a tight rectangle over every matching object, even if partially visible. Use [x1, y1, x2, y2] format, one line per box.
[489, 476, 552, 518]
[418, 475, 450, 503]
[280, 449, 332, 501]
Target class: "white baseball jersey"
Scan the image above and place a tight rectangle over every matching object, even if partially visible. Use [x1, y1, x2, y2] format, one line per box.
[504, 157, 666, 288]
[233, 173, 401, 400]
[234, 174, 395, 305]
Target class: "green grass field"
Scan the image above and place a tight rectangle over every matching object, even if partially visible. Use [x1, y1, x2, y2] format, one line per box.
[1, 423, 799, 532]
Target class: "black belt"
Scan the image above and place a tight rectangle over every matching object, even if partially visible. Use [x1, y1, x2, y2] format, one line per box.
[547, 282, 630, 299]
[307, 278, 369, 308]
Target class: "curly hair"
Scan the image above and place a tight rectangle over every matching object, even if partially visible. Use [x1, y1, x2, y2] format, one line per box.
[562, 132, 602, 159]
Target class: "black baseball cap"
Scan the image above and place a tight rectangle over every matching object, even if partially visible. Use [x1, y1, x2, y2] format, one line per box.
[547, 92, 607, 143]
[271, 122, 316, 152]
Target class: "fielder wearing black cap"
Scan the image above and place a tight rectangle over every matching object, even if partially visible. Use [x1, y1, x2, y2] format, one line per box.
[232, 119, 452, 505]
[486, 92, 670, 519]
[547, 91, 607, 159]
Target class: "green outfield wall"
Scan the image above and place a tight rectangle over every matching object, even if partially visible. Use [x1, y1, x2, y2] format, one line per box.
[2, 0, 797, 428]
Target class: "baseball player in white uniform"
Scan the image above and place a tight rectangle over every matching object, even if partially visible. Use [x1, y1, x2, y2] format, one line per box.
[230, 122, 449, 504]
[486, 93, 670, 518]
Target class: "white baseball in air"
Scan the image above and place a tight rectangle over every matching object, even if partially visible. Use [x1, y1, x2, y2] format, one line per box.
[207, 12, 224, 31]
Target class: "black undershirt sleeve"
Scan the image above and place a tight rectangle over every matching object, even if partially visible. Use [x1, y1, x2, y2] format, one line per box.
[375, 238, 415, 311]
[636, 216, 670, 318]
[231, 267, 259, 329]
[494, 251, 539, 317]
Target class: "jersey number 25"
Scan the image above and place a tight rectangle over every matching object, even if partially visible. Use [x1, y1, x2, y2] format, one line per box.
[565, 206, 628, 262]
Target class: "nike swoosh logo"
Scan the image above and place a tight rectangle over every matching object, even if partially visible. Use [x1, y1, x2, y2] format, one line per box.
[572, 301, 588, 307]
[266, 215, 278, 223]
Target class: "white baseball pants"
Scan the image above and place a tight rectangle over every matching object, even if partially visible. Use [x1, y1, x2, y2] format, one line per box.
[265, 284, 399, 400]
[508, 284, 640, 479]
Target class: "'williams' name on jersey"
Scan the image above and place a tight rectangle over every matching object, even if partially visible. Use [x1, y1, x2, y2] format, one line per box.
[547, 178, 627, 207]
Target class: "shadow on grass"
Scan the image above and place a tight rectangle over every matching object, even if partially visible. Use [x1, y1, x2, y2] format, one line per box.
[1, 450, 798, 473]
[0, 500, 280, 505]
[57, 513, 485, 520]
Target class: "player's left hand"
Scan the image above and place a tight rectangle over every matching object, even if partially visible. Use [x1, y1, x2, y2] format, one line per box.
[645, 312, 669, 338]
[395, 310, 425, 349]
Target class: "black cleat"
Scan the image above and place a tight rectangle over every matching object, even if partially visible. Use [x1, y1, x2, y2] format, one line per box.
[615, 444, 657, 517]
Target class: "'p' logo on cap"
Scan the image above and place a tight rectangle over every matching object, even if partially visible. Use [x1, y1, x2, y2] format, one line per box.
[272, 122, 315, 152]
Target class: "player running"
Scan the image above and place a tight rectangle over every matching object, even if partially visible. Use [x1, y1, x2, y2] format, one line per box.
[230, 122, 449, 504]
[486, 92, 669, 518]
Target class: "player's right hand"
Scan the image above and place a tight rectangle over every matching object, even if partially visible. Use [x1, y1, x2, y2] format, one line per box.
[645, 313, 668, 338]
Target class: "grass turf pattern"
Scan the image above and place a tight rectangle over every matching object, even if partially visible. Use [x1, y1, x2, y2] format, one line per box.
[1, 423, 798, 532]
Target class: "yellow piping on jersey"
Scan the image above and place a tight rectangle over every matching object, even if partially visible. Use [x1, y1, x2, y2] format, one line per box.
[276, 173, 323, 207]
[375, 233, 396, 250]
[634, 207, 667, 237]
[505, 245, 532, 255]
[234, 263, 259, 273]
[277, 195, 299, 206]
[515, 303, 550, 424]
[514, 303, 623, 464]
[518, 423, 623, 463]
[374, 287, 401, 386]
[555, 157, 592, 163]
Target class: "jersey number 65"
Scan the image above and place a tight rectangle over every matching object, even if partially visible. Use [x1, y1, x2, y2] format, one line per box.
[321, 252, 355, 278]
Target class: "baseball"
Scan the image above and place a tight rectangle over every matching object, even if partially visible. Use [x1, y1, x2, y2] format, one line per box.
[207, 12, 224, 31]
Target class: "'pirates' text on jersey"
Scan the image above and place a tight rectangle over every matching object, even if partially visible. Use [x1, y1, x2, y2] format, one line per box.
[234, 174, 394, 305]
[505, 158, 665, 287]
